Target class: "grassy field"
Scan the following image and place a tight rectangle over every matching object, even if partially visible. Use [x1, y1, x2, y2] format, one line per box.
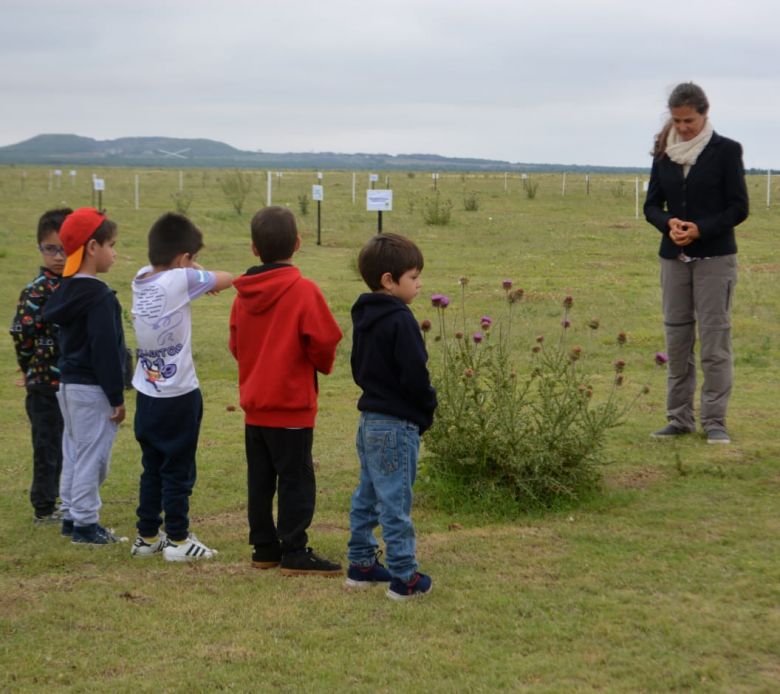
[0, 166, 778, 692]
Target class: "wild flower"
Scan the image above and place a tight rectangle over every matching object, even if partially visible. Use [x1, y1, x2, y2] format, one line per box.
[420, 319, 432, 332]
[655, 351, 669, 365]
[459, 276, 469, 286]
[480, 316, 493, 329]
[473, 332, 484, 344]
[570, 345, 582, 361]
[563, 295, 574, 309]
[455, 331, 464, 340]
[617, 331, 627, 346]
[614, 359, 626, 373]
[502, 279, 513, 290]
[562, 319, 571, 329]
[508, 288, 524, 304]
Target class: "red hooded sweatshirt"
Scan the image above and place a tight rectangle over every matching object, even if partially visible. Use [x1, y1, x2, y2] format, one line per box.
[229, 264, 342, 427]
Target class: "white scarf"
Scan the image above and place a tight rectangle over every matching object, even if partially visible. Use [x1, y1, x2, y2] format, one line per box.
[665, 119, 714, 177]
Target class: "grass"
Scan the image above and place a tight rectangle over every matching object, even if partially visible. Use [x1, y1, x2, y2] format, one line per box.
[1, 166, 779, 692]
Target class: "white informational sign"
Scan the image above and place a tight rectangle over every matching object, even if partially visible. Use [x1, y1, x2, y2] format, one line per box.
[432, 173, 439, 180]
[369, 173, 379, 183]
[642, 181, 649, 192]
[366, 189, 393, 212]
[312, 184, 324, 201]
[54, 169, 62, 176]
[69, 170, 77, 177]
[317, 172, 323, 181]
[93, 178, 105, 191]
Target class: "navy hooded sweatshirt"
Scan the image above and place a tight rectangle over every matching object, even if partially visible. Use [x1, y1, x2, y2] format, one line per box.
[351, 292, 437, 433]
[43, 276, 127, 407]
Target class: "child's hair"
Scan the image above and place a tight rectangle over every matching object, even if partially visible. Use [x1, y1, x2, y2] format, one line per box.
[92, 219, 118, 245]
[147, 212, 204, 266]
[358, 233, 424, 291]
[37, 208, 73, 244]
[250, 206, 298, 262]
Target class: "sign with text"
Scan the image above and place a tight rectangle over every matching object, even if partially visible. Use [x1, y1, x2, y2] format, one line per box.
[93, 178, 105, 191]
[312, 184, 323, 201]
[369, 173, 379, 183]
[366, 189, 393, 212]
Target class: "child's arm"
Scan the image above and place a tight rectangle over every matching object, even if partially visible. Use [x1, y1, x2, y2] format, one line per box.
[9, 286, 35, 379]
[301, 286, 342, 374]
[187, 266, 233, 296]
[209, 271, 233, 293]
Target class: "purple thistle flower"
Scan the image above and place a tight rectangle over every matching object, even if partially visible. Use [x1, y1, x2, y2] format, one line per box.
[562, 319, 571, 329]
[473, 332, 483, 344]
[563, 295, 574, 309]
[480, 315, 492, 329]
[420, 319, 432, 332]
[431, 294, 444, 308]
[655, 351, 669, 366]
[614, 359, 626, 373]
[617, 331, 627, 346]
[502, 279, 513, 290]
[439, 295, 450, 308]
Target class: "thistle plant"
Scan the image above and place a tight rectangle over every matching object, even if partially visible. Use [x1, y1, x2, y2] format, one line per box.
[422, 281, 664, 511]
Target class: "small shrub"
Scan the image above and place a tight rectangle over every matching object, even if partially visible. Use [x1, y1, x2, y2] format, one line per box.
[422, 193, 453, 226]
[407, 172, 416, 179]
[463, 191, 480, 211]
[220, 170, 252, 215]
[612, 181, 627, 198]
[298, 194, 310, 216]
[170, 190, 193, 215]
[523, 178, 539, 199]
[421, 283, 661, 513]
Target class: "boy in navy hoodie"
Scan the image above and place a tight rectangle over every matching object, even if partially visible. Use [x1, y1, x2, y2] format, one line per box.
[43, 208, 127, 545]
[345, 233, 437, 600]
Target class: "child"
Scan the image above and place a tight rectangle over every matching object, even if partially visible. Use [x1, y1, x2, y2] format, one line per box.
[345, 233, 437, 600]
[42, 208, 127, 545]
[130, 213, 233, 561]
[229, 206, 342, 576]
[10, 208, 72, 523]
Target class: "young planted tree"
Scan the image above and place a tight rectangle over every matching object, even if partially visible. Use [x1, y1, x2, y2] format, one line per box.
[220, 170, 253, 214]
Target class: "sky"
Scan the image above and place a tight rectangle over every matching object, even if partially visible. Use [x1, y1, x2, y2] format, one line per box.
[1, 0, 778, 168]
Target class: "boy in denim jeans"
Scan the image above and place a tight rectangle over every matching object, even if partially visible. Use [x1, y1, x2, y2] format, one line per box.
[346, 233, 437, 600]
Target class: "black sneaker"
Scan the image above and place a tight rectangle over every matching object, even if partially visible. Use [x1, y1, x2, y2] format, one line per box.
[650, 423, 691, 439]
[345, 552, 392, 588]
[280, 547, 342, 577]
[71, 523, 127, 545]
[386, 572, 433, 601]
[34, 508, 65, 525]
[706, 429, 731, 445]
[61, 519, 74, 537]
[252, 543, 282, 570]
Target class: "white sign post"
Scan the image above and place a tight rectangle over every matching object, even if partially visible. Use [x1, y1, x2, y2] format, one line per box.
[768, 170, 772, 209]
[367, 189, 393, 233]
[93, 177, 105, 210]
[312, 184, 324, 245]
[69, 170, 77, 186]
[134, 174, 140, 210]
[352, 172, 356, 204]
[266, 171, 272, 206]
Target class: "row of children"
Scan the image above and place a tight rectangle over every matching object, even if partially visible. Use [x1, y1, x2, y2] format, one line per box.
[11, 206, 436, 600]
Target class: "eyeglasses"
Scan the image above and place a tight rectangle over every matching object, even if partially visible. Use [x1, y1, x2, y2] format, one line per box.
[40, 244, 66, 257]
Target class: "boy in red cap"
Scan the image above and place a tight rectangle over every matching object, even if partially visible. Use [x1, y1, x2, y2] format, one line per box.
[43, 208, 128, 545]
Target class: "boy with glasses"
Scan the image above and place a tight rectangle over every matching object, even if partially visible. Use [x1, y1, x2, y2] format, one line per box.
[10, 208, 72, 523]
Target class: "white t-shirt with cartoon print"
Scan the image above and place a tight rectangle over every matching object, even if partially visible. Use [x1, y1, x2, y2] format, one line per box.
[131, 266, 216, 398]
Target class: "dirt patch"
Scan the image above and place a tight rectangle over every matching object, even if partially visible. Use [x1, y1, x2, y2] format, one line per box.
[606, 465, 667, 490]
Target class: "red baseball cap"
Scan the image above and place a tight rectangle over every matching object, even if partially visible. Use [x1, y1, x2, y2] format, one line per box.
[60, 208, 106, 277]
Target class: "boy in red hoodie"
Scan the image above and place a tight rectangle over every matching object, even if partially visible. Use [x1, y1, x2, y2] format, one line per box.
[229, 206, 342, 576]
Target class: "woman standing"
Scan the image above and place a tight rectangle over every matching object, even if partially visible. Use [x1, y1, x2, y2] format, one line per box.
[644, 82, 748, 444]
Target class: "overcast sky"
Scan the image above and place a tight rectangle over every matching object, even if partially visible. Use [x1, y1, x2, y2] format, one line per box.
[1, 0, 777, 168]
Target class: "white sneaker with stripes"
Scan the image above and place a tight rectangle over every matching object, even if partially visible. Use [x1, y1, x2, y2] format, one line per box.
[162, 533, 217, 562]
[131, 533, 167, 558]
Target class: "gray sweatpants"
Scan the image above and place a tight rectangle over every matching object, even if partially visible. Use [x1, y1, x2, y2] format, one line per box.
[57, 384, 119, 526]
[660, 255, 737, 433]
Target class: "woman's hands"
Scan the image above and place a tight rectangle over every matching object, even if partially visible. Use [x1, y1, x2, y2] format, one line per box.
[668, 218, 701, 246]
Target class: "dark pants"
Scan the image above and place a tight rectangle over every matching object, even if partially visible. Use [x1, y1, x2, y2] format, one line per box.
[134, 389, 202, 542]
[26, 387, 63, 516]
[245, 425, 315, 555]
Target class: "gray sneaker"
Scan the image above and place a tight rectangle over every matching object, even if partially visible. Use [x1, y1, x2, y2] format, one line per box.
[651, 423, 691, 439]
[706, 429, 731, 445]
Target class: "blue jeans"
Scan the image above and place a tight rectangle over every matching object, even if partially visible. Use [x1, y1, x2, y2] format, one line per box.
[348, 412, 419, 582]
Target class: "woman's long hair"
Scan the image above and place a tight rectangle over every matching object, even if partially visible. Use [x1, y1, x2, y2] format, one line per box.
[652, 82, 710, 160]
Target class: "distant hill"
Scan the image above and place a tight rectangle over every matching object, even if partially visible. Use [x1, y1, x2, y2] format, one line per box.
[0, 133, 650, 173]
